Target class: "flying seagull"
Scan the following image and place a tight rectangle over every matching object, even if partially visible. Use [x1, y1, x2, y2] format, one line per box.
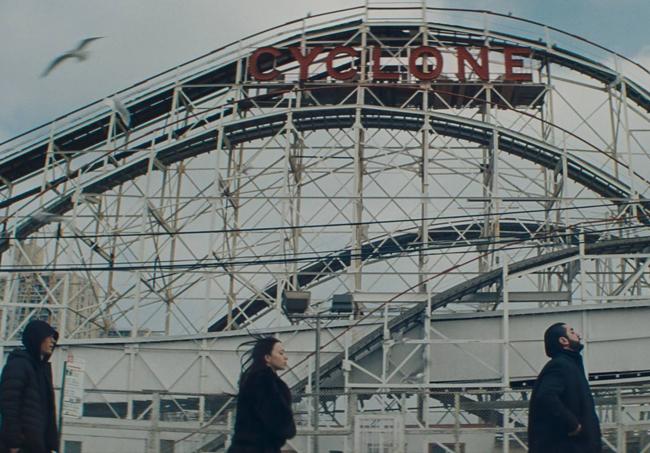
[32, 210, 68, 225]
[104, 96, 131, 128]
[41, 37, 103, 77]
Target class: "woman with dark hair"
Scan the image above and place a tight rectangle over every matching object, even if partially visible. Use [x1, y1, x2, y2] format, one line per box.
[227, 336, 296, 453]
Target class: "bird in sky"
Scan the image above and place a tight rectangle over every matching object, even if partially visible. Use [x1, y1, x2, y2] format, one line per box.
[41, 37, 103, 78]
[32, 210, 68, 225]
[104, 96, 131, 128]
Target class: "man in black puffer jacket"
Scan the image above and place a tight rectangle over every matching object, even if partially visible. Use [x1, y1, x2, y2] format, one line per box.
[0, 320, 59, 453]
[528, 322, 602, 453]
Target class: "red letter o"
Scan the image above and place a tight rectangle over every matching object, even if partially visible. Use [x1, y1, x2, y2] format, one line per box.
[409, 46, 443, 81]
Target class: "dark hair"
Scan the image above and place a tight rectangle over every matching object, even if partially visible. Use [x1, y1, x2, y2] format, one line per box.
[238, 336, 281, 387]
[543, 322, 567, 357]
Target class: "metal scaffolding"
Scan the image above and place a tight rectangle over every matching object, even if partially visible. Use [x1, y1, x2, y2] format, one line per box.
[0, 1, 649, 452]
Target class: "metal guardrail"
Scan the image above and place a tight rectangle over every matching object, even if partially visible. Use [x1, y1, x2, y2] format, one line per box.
[58, 383, 650, 453]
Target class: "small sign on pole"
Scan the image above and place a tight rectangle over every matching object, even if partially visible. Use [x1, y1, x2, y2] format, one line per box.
[61, 357, 85, 419]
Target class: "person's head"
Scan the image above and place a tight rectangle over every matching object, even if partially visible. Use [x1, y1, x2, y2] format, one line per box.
[239, 336, 288, 385]
[22, 320, 59, 360]
[544, 322, 582, 357]
[264, 339, 288, 371]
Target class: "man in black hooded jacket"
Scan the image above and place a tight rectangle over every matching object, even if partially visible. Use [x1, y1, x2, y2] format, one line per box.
[528, 322, 601, 453]
[0, 320, 59, 453]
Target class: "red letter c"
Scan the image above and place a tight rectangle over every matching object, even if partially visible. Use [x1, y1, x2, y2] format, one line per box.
[249, 47, 281, 81]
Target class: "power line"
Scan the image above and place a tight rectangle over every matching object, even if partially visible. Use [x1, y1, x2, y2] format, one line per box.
[0, 219, 645, 274]
[280, 230, 650, 385]
[8, 200, 632, 241]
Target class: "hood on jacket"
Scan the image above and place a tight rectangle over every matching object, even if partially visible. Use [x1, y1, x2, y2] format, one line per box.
[6, 348, 33, 364]
[21, 320, 59, 360]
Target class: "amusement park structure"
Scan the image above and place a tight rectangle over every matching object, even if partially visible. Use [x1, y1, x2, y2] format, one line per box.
[1, 2, 649, 452]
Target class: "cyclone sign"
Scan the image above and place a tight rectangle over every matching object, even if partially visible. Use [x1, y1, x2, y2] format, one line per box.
[248, 46, 533, 82]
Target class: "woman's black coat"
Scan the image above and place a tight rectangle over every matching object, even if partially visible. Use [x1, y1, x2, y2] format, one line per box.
[528, 349, 601, 453]
[228, 366, 296, 453]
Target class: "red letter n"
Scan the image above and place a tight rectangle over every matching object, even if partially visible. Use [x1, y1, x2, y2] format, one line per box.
[456, 47, 489, 82]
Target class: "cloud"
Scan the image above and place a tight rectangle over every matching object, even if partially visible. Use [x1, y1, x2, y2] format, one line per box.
[1, 0, 646, 141]
[0, 0, 352, 140]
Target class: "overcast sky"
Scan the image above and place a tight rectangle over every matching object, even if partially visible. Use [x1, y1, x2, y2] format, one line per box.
[1, 0, 648, 143]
